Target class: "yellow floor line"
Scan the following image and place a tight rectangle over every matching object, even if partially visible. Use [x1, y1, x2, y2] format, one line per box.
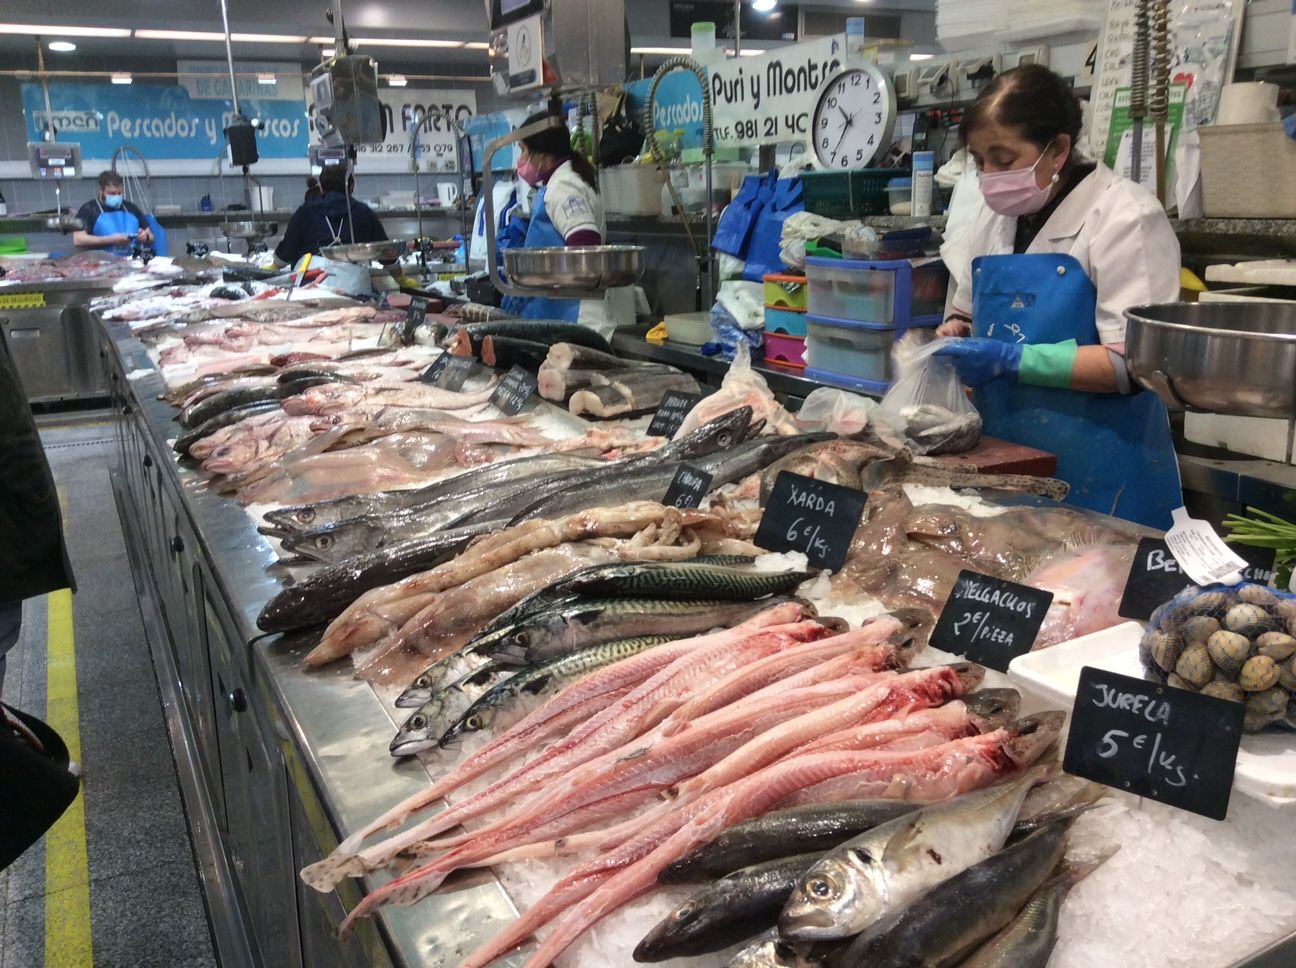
[44, 487, 93, 966]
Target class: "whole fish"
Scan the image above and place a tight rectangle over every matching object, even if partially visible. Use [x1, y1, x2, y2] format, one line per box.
[173, 400, 283, 456]
[394, 638, 504, 709]
[725, 931, 823, 968]
[831, 818, 1074, 967]
[859, 457, 1071, 502]
[778, 725, 1065, 942]
[452, 318, 614, 356]
[488, 597, 796, 666]
[179, 375, 333, 428]
[659, 691, 1021, 883]
[388, 662, 518, 758]
[958, 852, 1114, 968]
[546, 559, 815, 601]
[636, 854, 823, 962]
[278, 501, 500, 564]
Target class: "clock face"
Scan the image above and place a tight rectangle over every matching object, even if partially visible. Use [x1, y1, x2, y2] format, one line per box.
[810, 66, 896, 170]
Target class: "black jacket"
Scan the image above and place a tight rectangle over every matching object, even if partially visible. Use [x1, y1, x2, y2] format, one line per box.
[0, 329, 75, 602]
[274, 191, 388, 267]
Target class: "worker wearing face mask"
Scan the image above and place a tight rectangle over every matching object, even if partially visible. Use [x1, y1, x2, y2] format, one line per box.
[501, 111, 632, 339]
[73, 171, 154, 257]
[934, 64, 1183, 530]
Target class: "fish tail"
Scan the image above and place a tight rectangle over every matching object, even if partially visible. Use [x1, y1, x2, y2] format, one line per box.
[1044, 845, 1118, 894]
[336, 857, 453, 939]
[457, 873, 610, 968]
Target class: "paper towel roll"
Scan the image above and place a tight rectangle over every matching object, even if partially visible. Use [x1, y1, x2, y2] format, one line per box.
[1216, 83, 1281, 125]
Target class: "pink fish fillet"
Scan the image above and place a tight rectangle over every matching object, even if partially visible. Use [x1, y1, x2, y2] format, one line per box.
[452, 716, 1060, 967]
[300, 600, 810, 891]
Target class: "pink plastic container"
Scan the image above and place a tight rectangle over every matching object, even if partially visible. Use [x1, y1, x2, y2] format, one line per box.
[763, 331, 807, 368]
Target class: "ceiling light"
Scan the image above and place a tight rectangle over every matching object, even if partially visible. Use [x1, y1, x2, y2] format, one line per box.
[111, 72, 132, 84]
[909, 53, 935, 61]
[231, 32, 307, 43]
[309, 36, 334, 44]
[134, 29, 225, 40]
[752, 0, 778, 11]
[47, 40, 76, 51]
[462, 41, 490, 50]
[629, 46, 692, 55]
[257, 72, 276, 85]
[351, 37, 463, 48]
[387, 74, 408, 87]
[0, 23, 130, 38]
[320, 47, 335, 57]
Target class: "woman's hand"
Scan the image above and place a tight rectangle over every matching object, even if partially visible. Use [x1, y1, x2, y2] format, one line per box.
[936, 317, 971, 338]
[137, 226, 155, 244]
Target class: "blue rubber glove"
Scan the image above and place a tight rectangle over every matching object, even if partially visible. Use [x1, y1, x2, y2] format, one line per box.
[933, 338, 1023, 388]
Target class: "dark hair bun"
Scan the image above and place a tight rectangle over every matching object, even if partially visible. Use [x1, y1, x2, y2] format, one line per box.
[960, 64, 1083, 154]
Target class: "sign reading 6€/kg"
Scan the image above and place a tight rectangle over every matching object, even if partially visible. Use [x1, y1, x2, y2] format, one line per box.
[754, 471, 866, 573]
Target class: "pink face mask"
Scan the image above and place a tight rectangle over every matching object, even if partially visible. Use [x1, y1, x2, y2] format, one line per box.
[517, 155, 544, 187]
[978, 143, 1061, 217]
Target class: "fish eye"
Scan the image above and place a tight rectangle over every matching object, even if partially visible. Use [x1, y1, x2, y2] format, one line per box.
[299, 509, 315, 523]
[673, 901, 698, 922]
[413, 675, 430, 688]
[408, 715, 426, 729]
[317, 535, 333, 550]
[806, 876, 838, 900]
[510, 630, 530, 647]
[718, 431, 733, 446]
[466, 715, 482, 730]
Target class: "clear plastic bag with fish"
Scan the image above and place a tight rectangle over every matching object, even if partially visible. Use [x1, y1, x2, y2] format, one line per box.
[878, 336, 982, 456]
[1138, 581, 1296, 733]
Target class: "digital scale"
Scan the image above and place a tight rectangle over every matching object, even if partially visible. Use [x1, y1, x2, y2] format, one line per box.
[309, 144, 349, 170]
[309, 0, 383, 147]
[486, 0, 627, 97]
[28, 142, 81, 179]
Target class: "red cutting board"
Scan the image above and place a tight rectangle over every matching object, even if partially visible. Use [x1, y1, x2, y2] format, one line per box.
[931, 436, 1058, 477]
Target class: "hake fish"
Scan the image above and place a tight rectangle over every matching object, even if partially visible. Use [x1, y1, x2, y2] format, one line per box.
[778, 717, 1066, 942]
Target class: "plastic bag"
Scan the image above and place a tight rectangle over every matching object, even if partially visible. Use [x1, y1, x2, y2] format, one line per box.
[878, 337, 982, 455]
[704, 300, 764, 360]
[795, 386, 888, 437]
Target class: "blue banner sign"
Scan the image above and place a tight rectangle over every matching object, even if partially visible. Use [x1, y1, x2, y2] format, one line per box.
[21, 82, 310, 160]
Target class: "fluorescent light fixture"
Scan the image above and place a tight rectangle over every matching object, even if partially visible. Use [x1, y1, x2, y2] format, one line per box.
[462, 41, 490, 50]
[0, 23, 130, 38]
[320, 48, 335, 57]
[909, 53, 935, 61]
[257, 72, 276, 85]
[47, 40, 76, 51]
[352, 37, 463, 48]
[231, 32, 307, 43]
[387, 74, 408, 87]
[308, 36, 334, 44]
[111, 72, 132, 84]
[133, 29, 306, 43]
[752, 0, 778, 11]
[630, 46, 692, 55]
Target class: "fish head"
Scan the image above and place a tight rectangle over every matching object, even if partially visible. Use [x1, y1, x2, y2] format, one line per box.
[742, 417, 768, 440]
[438, 704, 498, 748]
[1003, 711, 1067, 768]
[388, 706, 442, 758]
[673, 407, 754, 458]
[884, 606, 936, 655]
[963, 688, 1022, 732]
[780, 851, 884, 941]
[283, 519, 384, 563]
[945, 661, 987, 693]
[394, 672, 437, 709]
[633, 896, 710, 961]
[263, 504, 319, 533]
[723, 933, 818, 968]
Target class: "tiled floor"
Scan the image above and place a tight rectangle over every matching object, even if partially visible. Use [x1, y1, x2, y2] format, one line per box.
[1, 417, 216, 968]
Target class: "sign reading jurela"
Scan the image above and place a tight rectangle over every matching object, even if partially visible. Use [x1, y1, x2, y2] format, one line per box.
[930, 571, 1054, 673]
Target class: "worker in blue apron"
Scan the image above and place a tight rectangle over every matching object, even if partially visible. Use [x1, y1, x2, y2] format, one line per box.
[73, 171, 157, 258]
[500, 111, 623, 338]
[933, 65, 1182, 531]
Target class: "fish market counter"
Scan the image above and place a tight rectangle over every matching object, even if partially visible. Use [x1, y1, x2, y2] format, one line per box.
[0, 277, 113, 405]
[97, 318, 520, 968]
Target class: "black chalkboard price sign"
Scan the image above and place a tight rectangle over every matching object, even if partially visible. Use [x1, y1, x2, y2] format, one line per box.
[419, 352, 475, 390]
[930, 570, 1054, 673]
[647, 391, 701, 438]
[1118, 537, 1277, 621]
[491, 365, 539, 415]
[663, 464, 712, 509]
[1063, 665, 1243, 821]
[754, 471, 867, 572]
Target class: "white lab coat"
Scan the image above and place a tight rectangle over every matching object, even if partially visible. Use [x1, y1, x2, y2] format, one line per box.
[950, 163, 1180, 347]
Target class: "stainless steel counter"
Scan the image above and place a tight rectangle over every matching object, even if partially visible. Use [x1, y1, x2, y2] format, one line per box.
[0, 278, 114, 405]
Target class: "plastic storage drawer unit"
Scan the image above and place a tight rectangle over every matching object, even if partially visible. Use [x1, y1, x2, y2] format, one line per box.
[763, 331, 807, 368]
[764, 306, 808, 337]
[804, 312, 895, 393]
[763, 274, 809, 311]
[805, 256, 948, 327]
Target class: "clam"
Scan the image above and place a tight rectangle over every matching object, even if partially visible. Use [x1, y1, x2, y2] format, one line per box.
[1187, 590, 1230, 616]
[1274, 598, 1296, 623]
[1239, 655, 1280, 692]
[1206, 630, 1253, 674]
[1143, 630, 1181, 674]
[1256, 631, 1296, 662]
[1179, 615, 1221, 647]
[1243, 711, 1282, 734]
[1237, 584, 1279, 608]
[1224, 603, 1277, 637]
[1278, 660, 1296, 693]
[1201, 680, 1245, 704]
[1167, 673, 1194, 691]
[1175, 644, 1214, 689]
[1243, 688, 1289, 731]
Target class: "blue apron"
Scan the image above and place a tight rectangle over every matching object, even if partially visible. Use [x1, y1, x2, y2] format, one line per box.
[502, 187, 581, 322]
[972, 252, 1182, 530]
[91, 203, 142, 257]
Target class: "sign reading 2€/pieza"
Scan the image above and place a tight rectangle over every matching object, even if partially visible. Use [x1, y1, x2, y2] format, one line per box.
[754, 471, 867, 572]
[930, 571, 1054, 673]
[1063, 665, 1243, 821]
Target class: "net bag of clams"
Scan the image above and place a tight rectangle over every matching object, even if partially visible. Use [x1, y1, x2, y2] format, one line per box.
[1139, 582, 1296, 733]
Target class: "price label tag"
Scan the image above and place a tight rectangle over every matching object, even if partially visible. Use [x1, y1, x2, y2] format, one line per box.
[1118, 537, 1277, 621]
[1063, 666, 1243, 821]
[491, 365, 539, 416]
[663, 464, 712, 509]
[647, 391, 701, 438]
[1165, 507, 1249, 586]
[930, 571, 1054, 673]
[754, 471, 867, 573]
[419, 352, 475, 390]
[395, 296, 428, 346]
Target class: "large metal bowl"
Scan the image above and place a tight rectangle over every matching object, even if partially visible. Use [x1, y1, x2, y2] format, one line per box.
[321, 240, 409, 263]
[1125, 301, 1296, 418]
[504, 245, 644, 293]
[223, 220, 278, 240]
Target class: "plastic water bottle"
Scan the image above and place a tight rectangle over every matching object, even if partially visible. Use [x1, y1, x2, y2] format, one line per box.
[912, 151, 934, 218]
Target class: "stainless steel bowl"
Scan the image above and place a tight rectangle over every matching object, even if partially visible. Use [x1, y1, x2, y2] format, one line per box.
[1125, 301, 1296, 418]
[321, 240, 409, 263]
[504, 245, 644, 293]
[223, 220, 278, 240]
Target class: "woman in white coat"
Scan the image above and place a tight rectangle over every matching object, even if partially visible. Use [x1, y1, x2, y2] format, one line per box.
[934, 64, 1183, 529]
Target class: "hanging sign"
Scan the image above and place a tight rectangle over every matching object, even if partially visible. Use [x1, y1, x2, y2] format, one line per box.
[930, 571, 1054, 673]
[1063, 665, 1243, 821]
[310, 88, 478, 173]
[176, 60, 305, 103]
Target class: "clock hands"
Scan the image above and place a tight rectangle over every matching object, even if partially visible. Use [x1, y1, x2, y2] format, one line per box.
[830, 105, 859, 160]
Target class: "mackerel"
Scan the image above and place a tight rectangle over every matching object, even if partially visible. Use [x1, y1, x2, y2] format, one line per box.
[547, 560, 816, 601]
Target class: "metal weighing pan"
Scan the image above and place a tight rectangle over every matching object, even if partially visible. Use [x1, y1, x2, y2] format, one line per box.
[1125, 301, 1296, 418]
[321, 240, 409, 263]
[223, 220, 278, 240]
[504, 245, 644, 293]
